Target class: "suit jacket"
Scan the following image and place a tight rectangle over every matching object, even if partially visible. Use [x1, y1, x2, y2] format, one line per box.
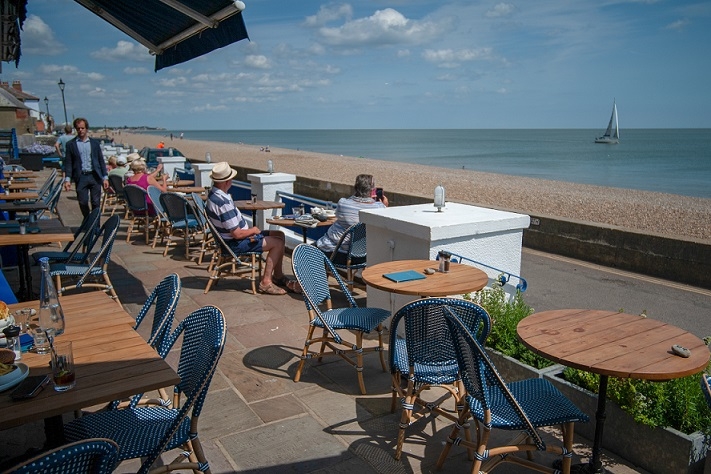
[64, 137, 108, 183]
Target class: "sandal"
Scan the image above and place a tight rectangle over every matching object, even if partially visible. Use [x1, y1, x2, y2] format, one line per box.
[258, 282, 287, 295]
[275, 277, 302, 294]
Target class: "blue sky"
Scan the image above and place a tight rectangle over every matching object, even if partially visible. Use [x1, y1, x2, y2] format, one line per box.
[4, 0, 710, 129]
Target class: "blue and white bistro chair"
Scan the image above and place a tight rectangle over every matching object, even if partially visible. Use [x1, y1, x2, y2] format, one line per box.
[3, 438, 119, 474]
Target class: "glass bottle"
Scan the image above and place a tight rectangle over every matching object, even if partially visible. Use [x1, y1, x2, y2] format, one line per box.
[38, 257, 65, 339]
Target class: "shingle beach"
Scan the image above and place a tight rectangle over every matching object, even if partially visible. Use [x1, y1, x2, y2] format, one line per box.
[119, 132, 711, 242]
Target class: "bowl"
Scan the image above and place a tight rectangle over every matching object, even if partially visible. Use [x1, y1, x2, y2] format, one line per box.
[324, 210, 336, 217]
[0, 362, 21, 386]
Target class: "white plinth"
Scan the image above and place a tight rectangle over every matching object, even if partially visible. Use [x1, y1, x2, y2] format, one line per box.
[360, 202, 530, 320]
[248, 172, 296, 230]
[159, 156, 187, 181]
[191, 163, 215, 188]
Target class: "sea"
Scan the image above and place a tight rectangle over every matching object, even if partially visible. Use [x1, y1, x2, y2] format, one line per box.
[145, 129, 711, 199]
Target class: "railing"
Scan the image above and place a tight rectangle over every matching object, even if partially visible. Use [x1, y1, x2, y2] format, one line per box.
[276, 191, 334, 242]
[443, 251, 527, 292]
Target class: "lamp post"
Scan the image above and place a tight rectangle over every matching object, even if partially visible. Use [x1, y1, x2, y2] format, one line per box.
[44, 96, 49, 117]
[57, 78, 68, 126]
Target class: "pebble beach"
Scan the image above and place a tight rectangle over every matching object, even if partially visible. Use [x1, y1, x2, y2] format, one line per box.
[118, 132, 711, 242]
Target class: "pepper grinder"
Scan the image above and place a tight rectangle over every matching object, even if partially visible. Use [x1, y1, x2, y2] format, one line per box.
[3, 325, 22, 360]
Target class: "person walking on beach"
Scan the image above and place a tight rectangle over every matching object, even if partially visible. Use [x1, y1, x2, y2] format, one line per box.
[55, 124, 74, 158]
[205, 162, 299, 295]
[63, 117, 110, 217]
[316, 174, 388, 264]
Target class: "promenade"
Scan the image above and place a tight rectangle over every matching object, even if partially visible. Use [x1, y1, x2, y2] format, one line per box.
[3, 168, 709, 473]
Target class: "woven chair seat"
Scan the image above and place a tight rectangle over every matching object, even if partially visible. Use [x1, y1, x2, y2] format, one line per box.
[316, 307, 389, 333]
[33, 251, 90, 264]
[49, 263, 97, 277]
[171, 217, 198, 230]
[65, 407, 190, 462]
[390, 337, 459, 385]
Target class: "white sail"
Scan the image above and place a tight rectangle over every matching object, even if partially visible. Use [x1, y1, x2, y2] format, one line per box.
[595, 100, 619, 144]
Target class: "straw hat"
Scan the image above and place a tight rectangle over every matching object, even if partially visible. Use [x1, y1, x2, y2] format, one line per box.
[126, 152, 141, 163]
[116, 156, 127, 165]
[210, 162, 237, 182]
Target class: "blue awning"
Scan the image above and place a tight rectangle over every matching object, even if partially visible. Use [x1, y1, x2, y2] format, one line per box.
[73, 0, 250, 72]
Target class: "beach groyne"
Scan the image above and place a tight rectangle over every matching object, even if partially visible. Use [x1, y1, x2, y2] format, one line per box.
[118, 132, 711, 289]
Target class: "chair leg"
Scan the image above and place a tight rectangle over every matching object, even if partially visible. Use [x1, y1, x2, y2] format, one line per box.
[355, 332, 366, 395]
[126, 216, 134, 242]
[294, 325, 316, 383]
[204, 256, 223, 294]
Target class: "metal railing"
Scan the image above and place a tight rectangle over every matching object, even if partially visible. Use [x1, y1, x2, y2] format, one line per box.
[443, 251, 528, 292]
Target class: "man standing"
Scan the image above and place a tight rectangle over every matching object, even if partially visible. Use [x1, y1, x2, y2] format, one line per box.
[54, 124, 74, 159]
[63, 117, 109, 217]
[205, 162, 299, 295]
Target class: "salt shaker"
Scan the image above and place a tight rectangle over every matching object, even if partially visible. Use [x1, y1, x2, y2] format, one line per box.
[3, 325, 22, 360]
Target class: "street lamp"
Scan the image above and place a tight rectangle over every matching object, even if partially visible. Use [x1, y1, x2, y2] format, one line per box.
[57, 78, 68, 126]
[44, 96, 49, 117]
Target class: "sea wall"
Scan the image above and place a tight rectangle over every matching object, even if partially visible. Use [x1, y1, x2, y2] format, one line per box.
[232, 164, 711, 290]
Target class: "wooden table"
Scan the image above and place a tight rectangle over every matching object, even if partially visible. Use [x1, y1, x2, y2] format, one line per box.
[517, 309, 710, 473]
[168, 186, 206, 194]
[0, 201, 48, 220]
[361, 259, 488, 297]
[0, 219, 74, 301]
[235, 200, 285, 228]
[1, 292, 180, 446]
[167, 179, 194, 187]
[0, 191, 40, 201]
[5, 171, 39, 179]
[2, 182, 36, 192]
[267, 215, 336, 243]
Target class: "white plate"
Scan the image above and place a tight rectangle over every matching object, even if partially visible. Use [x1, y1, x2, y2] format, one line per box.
[0, 362, 29, 392]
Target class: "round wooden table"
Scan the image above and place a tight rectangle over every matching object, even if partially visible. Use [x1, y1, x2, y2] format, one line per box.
[236, 200, 285, 228]
[361, 259, 488, 297]
[517, 309, 710, 473]
[266, 216, 336, 243]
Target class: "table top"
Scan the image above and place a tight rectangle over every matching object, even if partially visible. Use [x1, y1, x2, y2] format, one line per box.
[235, 200, 286, 211]
[5, 182, 36, 191]
[517, 309, 710, 381]
[0, 219, 74, 246]
[0, 201, 48, 213]
[0, 292, 180, 429]
[5, 171, 38, 178]
[0, 192, 40, 201]
[167, 179, 194, 187]
[168, 186, 206, 194]
[361, 259, 489, 297]
[267, 216, 336, 228]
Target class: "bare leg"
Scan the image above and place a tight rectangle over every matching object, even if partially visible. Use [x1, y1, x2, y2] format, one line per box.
[261, 231, 285, 285]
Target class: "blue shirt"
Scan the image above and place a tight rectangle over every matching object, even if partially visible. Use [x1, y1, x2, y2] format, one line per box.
[76, 138, 92, 172]
[205, 187, 248, 240]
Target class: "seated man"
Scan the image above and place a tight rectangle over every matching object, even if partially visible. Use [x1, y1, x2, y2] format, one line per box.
[317, 174, 387, 264]
[205, 162, 297, 295]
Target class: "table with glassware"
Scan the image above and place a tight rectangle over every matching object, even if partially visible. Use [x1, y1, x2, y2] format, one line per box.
[0, 219, 74, 301]
[266, 215, 337, 243]
[0, 191, 40, 201]
[1, 292, 180, 447]
[517, 309, 710, 474]
[235, 200, 285, 228]
[0, 201, 48, 221]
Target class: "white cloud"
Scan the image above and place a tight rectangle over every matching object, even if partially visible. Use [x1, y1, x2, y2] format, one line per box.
[244, 55, 271, 69]
[90, 41, 151, 62]
[124, 67, 150, 75]
[190, 103, 228, 112]
[37, 64, 79, 75]
[85, 72, 105, 81]
[397, 49, 411, 57]
[486, 3, 516, 18]
[21, 15, 64, 55]
[664, 19, 690, 31]
[157, 76, 189, 87]
[304, 4, 353, 27]
[316, 8, 448, 47]
[423, 48, 494, 67]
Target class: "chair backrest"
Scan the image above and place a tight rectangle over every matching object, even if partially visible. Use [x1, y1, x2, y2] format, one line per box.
[137, 305, 226, 474]
[4, 438, 119, 474]
[146, 185, 166, 216]
[332, 222, 366, 259]
[108, 174, 125, 199]
[74, 215, 120, 287]
[702, 373, 711, 409]
[190, 192, 208, 225]
[133, 273, 181, 357]
[389, 298, 491, 375]
[123, 184, 149, 212]
[36, 169, 57, 198]
[442, 306, 545, 449]
[159, 192, 191, 223]
[63, 207, 102, 253]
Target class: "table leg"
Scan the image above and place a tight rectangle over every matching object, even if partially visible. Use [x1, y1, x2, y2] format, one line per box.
[17, 244, 35, 301]
[15, 244, 28, 300]
[588, 374, 608, 473]
[44, 415, 66, 449]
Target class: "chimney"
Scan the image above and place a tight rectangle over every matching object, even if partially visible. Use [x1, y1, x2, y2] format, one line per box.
[11, 80, 22, 92]
[0, 81, 8, 88]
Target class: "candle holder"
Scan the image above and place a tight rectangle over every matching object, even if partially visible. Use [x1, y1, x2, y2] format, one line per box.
[434, 184, 446, 212]
[267, 159, 274, 174]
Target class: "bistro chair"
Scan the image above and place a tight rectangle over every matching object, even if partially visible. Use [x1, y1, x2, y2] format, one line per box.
[124, 184, 153, 244]
[291, 243, 390, 395]
[147, 185, 170, 249]
[64, 305, 227, 474]
[2, 438, 119, 474]
[203, 214, 262, 295]
[190, 192, 213, 265]
[437, 306, 589, 474]
[32, 207, 102, 264]
[389, 297, 491, 460]
[107, 174, 127, 217]
[159, 192, 200, 259]
[702, 373, 711, 409]
[50, 215, 122, 305]
[329, 222, 367, 291]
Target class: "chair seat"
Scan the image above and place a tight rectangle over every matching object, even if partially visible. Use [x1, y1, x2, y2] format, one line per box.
[466, 378, 589, 430]
[171, 218, 198, 230]
[65, 407, 190, 462]
[33, 251, 90, 264]
[50, 263, 102, 277]
[315, 307, 389, 333]
[391, 337, 459, 385]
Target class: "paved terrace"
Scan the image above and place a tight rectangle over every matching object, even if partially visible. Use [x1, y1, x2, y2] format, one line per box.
[1, 170, 652, 473]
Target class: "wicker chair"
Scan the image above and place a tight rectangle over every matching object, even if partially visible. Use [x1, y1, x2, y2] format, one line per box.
[203, 215, 261, 295]
[190, 192, 213, 265]
[124, 184, 154, 244]
[291, 243, 389, 395]
[438, 306, 589, 473]
[702, 373, 711, 409]
[147, 185, 170, 249]
[328, 222, 367, 291]
[3, 438, 119, 474]
[32, 207, 102, 264]
[107, 174, 127, 218]
[159, 192, 200, 259]
[64, 305, 227, 474]
[389, 297, 491, 460]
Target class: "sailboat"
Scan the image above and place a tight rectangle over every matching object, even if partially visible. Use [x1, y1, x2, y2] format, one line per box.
[595, 100, 619, 144]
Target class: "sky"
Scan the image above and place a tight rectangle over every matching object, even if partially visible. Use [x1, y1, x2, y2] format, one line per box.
[3, 0, 710, 130]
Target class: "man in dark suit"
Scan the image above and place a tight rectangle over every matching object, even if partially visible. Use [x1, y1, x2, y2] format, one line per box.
[63, 117, 109, 217]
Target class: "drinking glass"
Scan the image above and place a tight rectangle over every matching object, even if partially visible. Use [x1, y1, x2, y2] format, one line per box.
[51, 340, 76, 391]
[30, 326, 51, 355]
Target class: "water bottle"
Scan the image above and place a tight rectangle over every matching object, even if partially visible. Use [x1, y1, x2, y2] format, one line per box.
[38, 257, 65, 339]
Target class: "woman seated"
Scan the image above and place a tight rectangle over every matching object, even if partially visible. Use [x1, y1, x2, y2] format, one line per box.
[316, 174, 387, 264]
[125, 159, 168, 215]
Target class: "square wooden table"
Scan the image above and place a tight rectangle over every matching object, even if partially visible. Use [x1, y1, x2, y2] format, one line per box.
[1, 292, 180, 445]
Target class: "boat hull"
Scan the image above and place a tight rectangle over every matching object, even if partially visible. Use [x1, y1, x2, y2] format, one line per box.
[595, 137, 619, 144]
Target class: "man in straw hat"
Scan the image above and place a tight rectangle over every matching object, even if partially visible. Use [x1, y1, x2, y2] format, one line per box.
[205, 162, 299, 295]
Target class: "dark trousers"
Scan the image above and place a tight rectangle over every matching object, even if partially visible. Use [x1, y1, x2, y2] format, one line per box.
[76, 173, 102, 217]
